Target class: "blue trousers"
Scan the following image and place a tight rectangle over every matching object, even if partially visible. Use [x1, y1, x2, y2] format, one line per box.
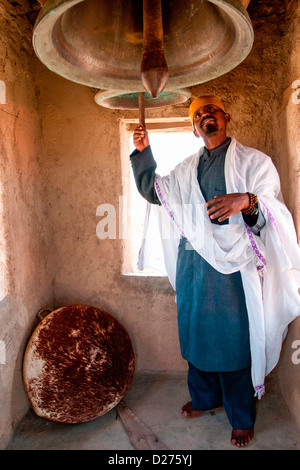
[188, 362, 256, 429]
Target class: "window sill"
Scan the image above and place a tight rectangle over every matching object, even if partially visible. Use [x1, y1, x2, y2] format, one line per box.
[121, 272, 174, 294]
[123, 271, 166, 277]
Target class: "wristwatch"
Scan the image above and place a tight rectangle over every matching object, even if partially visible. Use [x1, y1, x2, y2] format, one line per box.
[251, 202, 259, 216]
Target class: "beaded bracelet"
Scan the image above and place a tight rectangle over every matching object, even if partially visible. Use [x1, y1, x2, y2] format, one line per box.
[242, 192, 258, 215]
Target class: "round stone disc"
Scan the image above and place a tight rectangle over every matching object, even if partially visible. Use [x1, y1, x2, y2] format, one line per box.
[23, 305, 135, 423]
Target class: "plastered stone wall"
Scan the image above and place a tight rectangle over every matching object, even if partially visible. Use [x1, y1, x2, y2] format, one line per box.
[0, 0, 299, 448]
[0, 0, 53, 449]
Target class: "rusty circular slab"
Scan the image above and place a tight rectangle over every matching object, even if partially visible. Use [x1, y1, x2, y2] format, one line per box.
[32, 0, 254, 92]
[23, 305, 135, 423]
[94, 89, 191, 110]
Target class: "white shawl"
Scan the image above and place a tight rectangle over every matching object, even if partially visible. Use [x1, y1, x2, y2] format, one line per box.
[138, 138, 300, 398]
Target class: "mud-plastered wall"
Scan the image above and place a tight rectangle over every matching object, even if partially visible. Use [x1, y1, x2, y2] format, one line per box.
[0, 0, 53, 449]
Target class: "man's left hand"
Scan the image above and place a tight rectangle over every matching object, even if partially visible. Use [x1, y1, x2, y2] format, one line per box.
[205, 193, 249, 222]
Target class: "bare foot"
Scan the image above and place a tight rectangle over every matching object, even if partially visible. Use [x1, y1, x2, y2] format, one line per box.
[181, 401, 221, 418]
[231, 428, 254, 447]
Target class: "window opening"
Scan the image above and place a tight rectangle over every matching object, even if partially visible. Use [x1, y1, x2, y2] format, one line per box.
[129, 131, 203, 275]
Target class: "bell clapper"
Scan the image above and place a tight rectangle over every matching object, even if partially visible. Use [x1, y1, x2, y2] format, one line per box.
[140, 0, 169, 98]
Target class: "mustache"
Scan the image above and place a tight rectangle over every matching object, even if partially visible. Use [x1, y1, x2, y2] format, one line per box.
[200, 115, 216, 127]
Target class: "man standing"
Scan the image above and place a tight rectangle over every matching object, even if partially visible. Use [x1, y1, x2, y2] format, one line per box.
[130, 96, 300, 447]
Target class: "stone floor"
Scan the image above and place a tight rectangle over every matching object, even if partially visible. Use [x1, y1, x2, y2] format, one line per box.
[7, 372, 300, 451]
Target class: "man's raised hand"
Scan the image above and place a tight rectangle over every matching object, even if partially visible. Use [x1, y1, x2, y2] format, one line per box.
[133, 126, 150, 152]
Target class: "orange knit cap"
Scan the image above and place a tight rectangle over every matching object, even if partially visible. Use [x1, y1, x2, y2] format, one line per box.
[189, 95, 226, 124]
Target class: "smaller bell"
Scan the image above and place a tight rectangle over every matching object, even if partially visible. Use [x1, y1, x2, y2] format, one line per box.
[94, 89, 191, 110]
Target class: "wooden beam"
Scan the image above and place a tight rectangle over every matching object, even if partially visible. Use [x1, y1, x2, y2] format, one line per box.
[117, 400, 169, 450]
[126, 121, 192, 133]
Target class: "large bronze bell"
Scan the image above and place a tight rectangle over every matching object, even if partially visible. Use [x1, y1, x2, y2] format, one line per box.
[33, 0, 253, 102]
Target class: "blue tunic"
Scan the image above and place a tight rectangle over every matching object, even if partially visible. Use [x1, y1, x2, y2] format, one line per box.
[176, 139, 250, 372]
[131, 139, 251, 372]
